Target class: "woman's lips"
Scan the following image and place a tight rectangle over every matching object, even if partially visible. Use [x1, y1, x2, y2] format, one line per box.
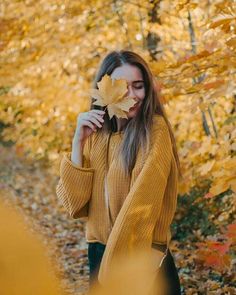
[130, 102, 139, 110]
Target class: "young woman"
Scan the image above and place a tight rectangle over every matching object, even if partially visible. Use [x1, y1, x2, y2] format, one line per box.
[56, 50, 182, 294]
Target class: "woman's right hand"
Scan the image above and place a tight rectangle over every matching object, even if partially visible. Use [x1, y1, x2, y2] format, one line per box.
[73, 109, 105, 145]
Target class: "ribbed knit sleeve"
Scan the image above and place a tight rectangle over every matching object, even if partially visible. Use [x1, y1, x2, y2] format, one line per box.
[56, 135, 95, 219]
[98, 117, 172, 285]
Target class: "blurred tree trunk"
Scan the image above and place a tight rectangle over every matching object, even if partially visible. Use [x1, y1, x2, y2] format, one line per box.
[146, 0, 162, 60]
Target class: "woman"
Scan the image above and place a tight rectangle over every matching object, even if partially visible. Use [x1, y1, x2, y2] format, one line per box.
[56, 50, 182, 294]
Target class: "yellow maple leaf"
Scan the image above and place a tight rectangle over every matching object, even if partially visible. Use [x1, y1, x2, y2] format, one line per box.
[89, 74, 137, 119]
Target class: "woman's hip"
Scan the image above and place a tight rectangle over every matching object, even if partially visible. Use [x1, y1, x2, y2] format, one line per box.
[87, 241, 181, 294]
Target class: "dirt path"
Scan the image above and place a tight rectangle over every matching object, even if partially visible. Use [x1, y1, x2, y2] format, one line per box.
[0, 144, 89, 295]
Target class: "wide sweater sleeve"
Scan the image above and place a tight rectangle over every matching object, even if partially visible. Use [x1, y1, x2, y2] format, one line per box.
[98, 117, 173, 285]
[55, 135, 95, 219]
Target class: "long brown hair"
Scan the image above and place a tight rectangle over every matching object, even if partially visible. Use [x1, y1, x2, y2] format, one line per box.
[90, 50, 183, 180]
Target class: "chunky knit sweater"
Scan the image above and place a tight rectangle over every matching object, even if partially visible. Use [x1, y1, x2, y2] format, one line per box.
[56, 114, 178, 285]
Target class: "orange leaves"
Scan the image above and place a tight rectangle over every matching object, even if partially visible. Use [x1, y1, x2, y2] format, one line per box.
[226, 37, 236, 49]
[203, 79, 225, 90]
[195, 222, 235, 272]
[184, 79, 226, 95]
[225, 224, 236, 242]
[175, 0, 198, 12]
[90, 74, 136, 119]
[205, 251, 231, 270]
[195, 228, 234, 272]
[206, 240, 231, 255]
[209, 9, 236, 33]
[178, 49, 213, 64]
[209, 16, 235, 30]
[207, 2, 236, 51]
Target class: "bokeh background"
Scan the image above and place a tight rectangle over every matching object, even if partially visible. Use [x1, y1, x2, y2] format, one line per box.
[0, 0, 235, 294]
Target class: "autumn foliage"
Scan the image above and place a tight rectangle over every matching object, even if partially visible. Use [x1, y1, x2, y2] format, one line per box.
[0, 0, 235, 293]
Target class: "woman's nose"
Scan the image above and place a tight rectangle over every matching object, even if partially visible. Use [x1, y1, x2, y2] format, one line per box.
[127, 85, 136, 98]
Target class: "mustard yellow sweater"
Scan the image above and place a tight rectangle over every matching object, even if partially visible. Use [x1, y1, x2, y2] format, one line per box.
[56, 114, 178, 285]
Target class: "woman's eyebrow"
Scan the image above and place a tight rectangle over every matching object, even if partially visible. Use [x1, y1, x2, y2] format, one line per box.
[132, 80, 144, 84]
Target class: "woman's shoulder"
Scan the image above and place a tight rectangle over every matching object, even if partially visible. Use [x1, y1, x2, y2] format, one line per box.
[152, 114, 167, 130]
[153, 113, 163, 121]
[151, 114, 172, 148]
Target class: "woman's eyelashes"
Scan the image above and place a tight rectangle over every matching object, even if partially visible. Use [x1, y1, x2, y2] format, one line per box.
[132, 83, 144, 90]
[134, 85, 144, 89]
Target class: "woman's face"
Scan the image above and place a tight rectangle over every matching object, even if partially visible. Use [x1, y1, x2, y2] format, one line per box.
[110, 64, 145, 118]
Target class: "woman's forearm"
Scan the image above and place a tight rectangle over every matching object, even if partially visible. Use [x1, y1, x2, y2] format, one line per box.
[71, 137, 84, 167]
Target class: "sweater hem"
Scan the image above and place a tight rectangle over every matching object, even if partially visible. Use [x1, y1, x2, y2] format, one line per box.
[64, 152, 95, 172]
[86, 239, 107, 246]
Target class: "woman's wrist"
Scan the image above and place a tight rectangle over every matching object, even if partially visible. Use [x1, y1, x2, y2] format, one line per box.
[71, 139, 83, 166]
[72, 135, 84, 148]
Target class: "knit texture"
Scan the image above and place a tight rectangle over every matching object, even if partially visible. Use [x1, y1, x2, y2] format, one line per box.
[56, 114, 179, 285]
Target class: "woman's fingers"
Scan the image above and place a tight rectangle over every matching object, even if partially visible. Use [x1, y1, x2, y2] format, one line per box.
[82, 120, 96, 131]
[76, 109, 105, 135]
[91, 109, 105, 115]
[90, 110, 105, 122]
[87, 111, 105, 128]
[88, 117, 102, 129]
[79, 114, 103, 132]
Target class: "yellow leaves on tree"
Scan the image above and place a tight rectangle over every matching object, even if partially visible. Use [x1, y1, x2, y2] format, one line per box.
[89, 74, 136, 119]
[201, 157, 236, 198]
[209, 175, 236, 197]
[209, 3, 236, 33]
